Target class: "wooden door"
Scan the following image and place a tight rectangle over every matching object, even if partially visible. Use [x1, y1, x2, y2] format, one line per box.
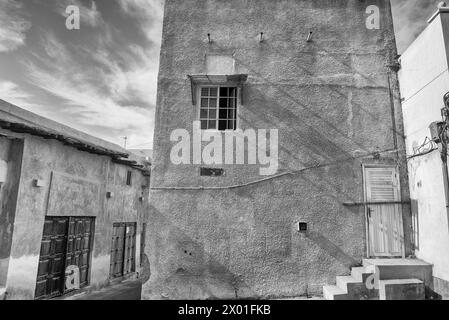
[140, 223, 146, 267]
[110, 223, 126, 278]
[65, 217, 94, 291]
[35, 217, 69, 299]
[365, 167, 404, 257]
[110, 223, 136, 278]
[123, 223, 136, 275]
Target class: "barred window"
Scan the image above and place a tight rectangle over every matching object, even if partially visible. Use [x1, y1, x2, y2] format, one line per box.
[199, 86, 237, 131]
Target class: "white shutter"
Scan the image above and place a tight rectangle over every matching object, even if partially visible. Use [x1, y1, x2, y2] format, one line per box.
[365, 167, 399, 202]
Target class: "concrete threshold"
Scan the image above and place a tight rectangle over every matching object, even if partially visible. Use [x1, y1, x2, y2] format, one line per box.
[363, 258, 432, 267]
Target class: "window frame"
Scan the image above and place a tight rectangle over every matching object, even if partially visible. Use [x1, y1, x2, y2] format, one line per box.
[197, 85, 240, 132]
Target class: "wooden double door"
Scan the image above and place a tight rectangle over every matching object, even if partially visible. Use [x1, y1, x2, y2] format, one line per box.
[35, 217, 95, 299]
[109, 223, 136, 279]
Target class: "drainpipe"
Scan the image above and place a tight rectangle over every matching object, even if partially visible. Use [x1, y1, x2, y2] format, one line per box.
[432, 91, 449, 230]
[440, 142, 449, 214]
[443, 93, 449, 227]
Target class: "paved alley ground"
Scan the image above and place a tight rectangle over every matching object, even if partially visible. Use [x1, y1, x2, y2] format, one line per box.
[67, 280, 142, 300]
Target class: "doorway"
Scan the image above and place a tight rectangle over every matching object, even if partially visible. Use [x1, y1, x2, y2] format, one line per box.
[364, 166, 405, 258]
[109, 223, 136, 279]
[35, 216, 95, 299]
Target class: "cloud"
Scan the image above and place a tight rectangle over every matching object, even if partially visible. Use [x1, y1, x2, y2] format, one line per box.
[0, 0, 31, 52]
[117, 0, 164, 46]
[391, 0, 441, 53]
[0, 81, 43, 113]
[23, 32, 155, 147]
[0, 81, 30, 103]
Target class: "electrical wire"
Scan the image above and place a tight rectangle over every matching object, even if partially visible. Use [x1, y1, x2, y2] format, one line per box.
[151, 147, 402, 191]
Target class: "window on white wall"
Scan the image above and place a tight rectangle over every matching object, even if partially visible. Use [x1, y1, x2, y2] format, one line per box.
[199, 86, 237, 131]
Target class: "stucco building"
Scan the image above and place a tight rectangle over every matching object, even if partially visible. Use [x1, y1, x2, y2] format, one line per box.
[144, 0, 412, 299]
[398, 4, 449, 299]
[0, 100, 150, 300]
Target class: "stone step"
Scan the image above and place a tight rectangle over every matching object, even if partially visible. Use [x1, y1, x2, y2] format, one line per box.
[336, 276, 361, 292]
[351, 267, 373, 283]
[378, 279, 425, 300]
[323, 285, 348, 300]
[362, 259, 433, 288]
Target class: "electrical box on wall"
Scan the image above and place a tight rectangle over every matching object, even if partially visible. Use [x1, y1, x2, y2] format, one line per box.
[429, 121, 445, 143]
[297, 222, 308, 233]
[33, 179, 46, 188]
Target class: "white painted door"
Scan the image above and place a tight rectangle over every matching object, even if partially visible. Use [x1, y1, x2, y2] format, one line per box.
[365, 167, 404, 257]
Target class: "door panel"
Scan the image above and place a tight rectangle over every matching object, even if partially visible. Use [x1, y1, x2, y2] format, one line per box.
[35, 217, 94, 299]
[110, 223, 136, 279]
[123, 224, 136, 275]
[65, 217, 94, 290]
[365, 167, 404, 257]
[140, 223, 147, 267]
[35, 218, 69, 299]
[110, 224, 126, 278]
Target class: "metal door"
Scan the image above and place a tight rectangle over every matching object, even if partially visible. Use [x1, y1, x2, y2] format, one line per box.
[364, 167, 405, 257]
[35, 218, 69, 299]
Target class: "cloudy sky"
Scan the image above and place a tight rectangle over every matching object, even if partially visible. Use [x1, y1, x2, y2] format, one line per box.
[0, 0, 443, 149]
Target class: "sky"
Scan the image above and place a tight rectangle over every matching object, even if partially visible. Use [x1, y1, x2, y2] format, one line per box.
[0, 0, 443, 149]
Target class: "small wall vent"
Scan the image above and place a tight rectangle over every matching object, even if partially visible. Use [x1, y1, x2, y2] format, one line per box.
[200, 167, 225, 177]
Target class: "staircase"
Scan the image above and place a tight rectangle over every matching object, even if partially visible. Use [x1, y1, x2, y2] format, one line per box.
[323, 259, 432, 300]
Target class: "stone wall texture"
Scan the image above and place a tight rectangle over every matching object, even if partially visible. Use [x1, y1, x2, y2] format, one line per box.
[144, 0, 411, 299]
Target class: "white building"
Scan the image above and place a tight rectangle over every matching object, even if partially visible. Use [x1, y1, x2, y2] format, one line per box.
[399, 4, 449, 299]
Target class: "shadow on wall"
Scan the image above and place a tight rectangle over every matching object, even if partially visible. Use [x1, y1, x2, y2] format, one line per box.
[307, 231, 359, 269]
[144, 195, 362, 300]
[144, 205, 256, 300]
[410, 199, 419, 252]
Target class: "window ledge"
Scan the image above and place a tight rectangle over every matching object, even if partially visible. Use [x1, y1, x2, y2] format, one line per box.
[188, 74, 248, 105]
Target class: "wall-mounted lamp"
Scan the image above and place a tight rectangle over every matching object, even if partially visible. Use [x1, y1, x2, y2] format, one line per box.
[33, 179, 46, 188]
[106, 191, 114, 198]
[306, 31, 313, 42]
[259, 32, 264, 43]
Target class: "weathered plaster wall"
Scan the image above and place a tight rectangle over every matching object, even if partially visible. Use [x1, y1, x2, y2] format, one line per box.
[0, 137, 23, 289]
[144, 0, 410, 299]
[399, 11, 449, 299]
[1, 129, 149, 300]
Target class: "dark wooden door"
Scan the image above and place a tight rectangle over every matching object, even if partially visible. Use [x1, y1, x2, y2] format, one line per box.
[35, 217, 69, 299]
[140, 223, 146, 267]
[110, 223, 126, 278]
[123, 223, 136, 275]
[110, 223, 136, 278]
[65, 217, 94, 290]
